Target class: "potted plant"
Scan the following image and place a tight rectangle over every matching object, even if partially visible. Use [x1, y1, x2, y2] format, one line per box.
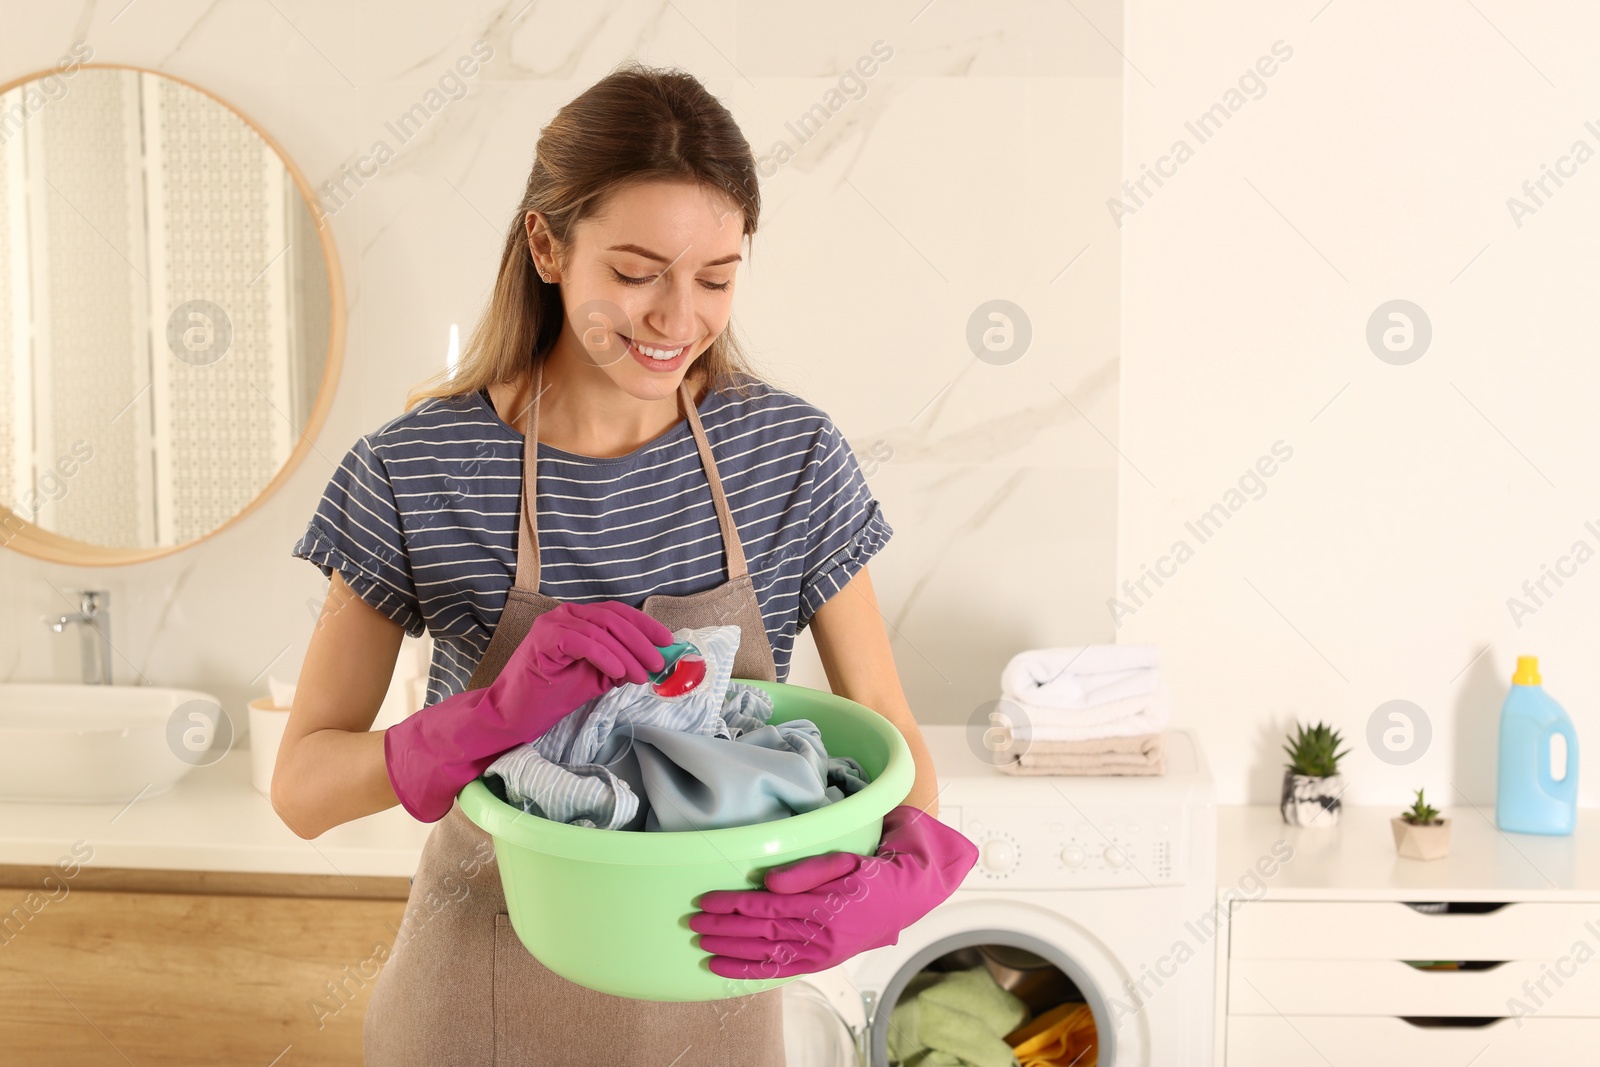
[1392, 788, 1450, 860]
[1280, 721, 1349, 828]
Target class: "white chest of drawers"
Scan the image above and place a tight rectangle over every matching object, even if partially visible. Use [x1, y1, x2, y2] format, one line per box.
[1213, 806, 1600, 1066]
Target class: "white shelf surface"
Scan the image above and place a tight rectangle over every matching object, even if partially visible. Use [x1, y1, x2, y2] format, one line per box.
[0, 745, 431, 880]
[1218, 805, 1600, 901]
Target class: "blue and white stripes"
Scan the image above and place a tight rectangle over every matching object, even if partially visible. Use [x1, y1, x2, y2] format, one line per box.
[291, 375, 892, 705]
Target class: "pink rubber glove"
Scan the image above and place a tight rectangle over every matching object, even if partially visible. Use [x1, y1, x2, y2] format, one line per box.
[689, 804, 979, 979]
[383, 601, 671, 822]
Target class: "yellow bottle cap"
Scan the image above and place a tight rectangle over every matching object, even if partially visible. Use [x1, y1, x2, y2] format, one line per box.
[1513, 655, 1541, 686]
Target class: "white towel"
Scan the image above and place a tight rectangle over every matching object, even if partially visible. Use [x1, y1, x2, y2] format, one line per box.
[1000, 645, 1162, 710]
[1001, 686, 1173, 743]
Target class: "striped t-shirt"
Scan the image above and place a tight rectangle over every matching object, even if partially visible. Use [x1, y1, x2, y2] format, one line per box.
[290, 374, 892, 706]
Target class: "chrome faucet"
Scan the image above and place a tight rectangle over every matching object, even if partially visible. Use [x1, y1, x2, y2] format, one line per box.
[43, 589, 114, 685]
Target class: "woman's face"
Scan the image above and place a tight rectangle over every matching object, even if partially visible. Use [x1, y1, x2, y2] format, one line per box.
[534, 180, 744, 402]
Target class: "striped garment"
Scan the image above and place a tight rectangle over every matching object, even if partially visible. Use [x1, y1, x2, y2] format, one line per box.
[290, 373, 892, 706]
[482, 624, 868, 830]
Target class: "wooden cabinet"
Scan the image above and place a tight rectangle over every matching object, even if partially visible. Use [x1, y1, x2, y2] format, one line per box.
[0, 866, 409, 1067]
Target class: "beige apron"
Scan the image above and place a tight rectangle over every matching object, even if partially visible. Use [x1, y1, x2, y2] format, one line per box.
[363, 363, 785, 1065]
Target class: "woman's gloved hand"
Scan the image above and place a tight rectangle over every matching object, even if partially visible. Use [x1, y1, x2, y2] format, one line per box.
[384, 601, 671, 823]
[688, 804, 979, 979]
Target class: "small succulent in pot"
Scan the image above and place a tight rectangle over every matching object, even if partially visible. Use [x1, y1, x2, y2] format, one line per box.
[1279, 721, 1350, 828]
[1392, 788, 1450, 860]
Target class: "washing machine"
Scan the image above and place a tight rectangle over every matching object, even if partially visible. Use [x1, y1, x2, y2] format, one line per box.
[782, 727, 1217, 1066]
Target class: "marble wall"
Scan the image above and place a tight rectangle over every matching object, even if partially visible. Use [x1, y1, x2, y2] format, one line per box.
[1121, 0, 1600, 806]
[14, 3, 1596, 811]
[0, 4, 1124, 747]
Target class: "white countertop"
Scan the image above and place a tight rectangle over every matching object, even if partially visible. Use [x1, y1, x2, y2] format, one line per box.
[1219, 804, 1600, 901]
[0, 744, 432, 879]
[7, 760, 1592, 895]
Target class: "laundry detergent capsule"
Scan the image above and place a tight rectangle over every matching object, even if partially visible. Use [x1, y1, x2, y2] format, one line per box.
[648, 643, 707, 699]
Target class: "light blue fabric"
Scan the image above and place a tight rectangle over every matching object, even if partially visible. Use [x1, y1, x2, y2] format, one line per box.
[483, 624, 870, 831]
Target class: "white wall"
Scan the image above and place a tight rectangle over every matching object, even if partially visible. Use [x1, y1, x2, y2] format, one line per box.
[0, 4, 1124, 746]
[10, 3, 1593, 815]
[1120, 1, 1600, 806]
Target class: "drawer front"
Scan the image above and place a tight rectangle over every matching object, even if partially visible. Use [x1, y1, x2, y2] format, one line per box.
[1227, 1015, 1600, 1067]
[1229, 958, 1600, 1017]
[1230, 900, 1600, 960]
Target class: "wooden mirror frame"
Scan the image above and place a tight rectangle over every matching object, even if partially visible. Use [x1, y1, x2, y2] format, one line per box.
[0, 62, 345, 567]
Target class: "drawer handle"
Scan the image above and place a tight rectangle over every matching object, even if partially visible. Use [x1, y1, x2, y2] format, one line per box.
[1399, 1016, 1500, 1029]
[1403, 901, 1511, 915]
[1402, 960, 1508, 972]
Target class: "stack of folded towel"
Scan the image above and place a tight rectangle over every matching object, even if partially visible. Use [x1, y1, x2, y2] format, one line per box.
[993, 645, 1168, 777]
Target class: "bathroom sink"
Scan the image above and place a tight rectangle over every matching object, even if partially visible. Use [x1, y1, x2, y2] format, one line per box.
[0, 684, 228, 803]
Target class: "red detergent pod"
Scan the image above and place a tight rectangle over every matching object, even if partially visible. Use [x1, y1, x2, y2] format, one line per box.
[651, 653, 707, 698]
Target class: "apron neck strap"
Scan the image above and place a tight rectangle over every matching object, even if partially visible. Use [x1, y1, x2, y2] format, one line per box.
[510, 359, 749, 593]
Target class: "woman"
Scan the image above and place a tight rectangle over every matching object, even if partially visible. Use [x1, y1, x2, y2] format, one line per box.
[274, 62, 977, 1065]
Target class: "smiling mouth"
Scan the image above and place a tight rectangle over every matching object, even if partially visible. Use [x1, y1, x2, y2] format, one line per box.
[620, 334, 689, 361]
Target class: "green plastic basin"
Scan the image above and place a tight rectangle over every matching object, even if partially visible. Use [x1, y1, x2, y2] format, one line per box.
[457, 679, 915, 1002]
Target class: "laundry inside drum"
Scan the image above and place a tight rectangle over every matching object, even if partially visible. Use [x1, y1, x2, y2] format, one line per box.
[885, 943, 1099, 1066]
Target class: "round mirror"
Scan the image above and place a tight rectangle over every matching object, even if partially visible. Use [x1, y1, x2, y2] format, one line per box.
[0, 63, 342, 565]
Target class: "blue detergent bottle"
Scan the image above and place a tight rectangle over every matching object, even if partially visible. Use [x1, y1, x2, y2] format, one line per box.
[1495, 655, 1579, 835]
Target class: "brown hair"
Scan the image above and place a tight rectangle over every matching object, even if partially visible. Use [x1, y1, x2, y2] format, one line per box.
[403, 61, 763, 413]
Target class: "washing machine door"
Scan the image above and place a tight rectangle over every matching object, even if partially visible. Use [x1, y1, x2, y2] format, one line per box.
[846, 898, 1145, 1066]
[782, 969, 868, 1067]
